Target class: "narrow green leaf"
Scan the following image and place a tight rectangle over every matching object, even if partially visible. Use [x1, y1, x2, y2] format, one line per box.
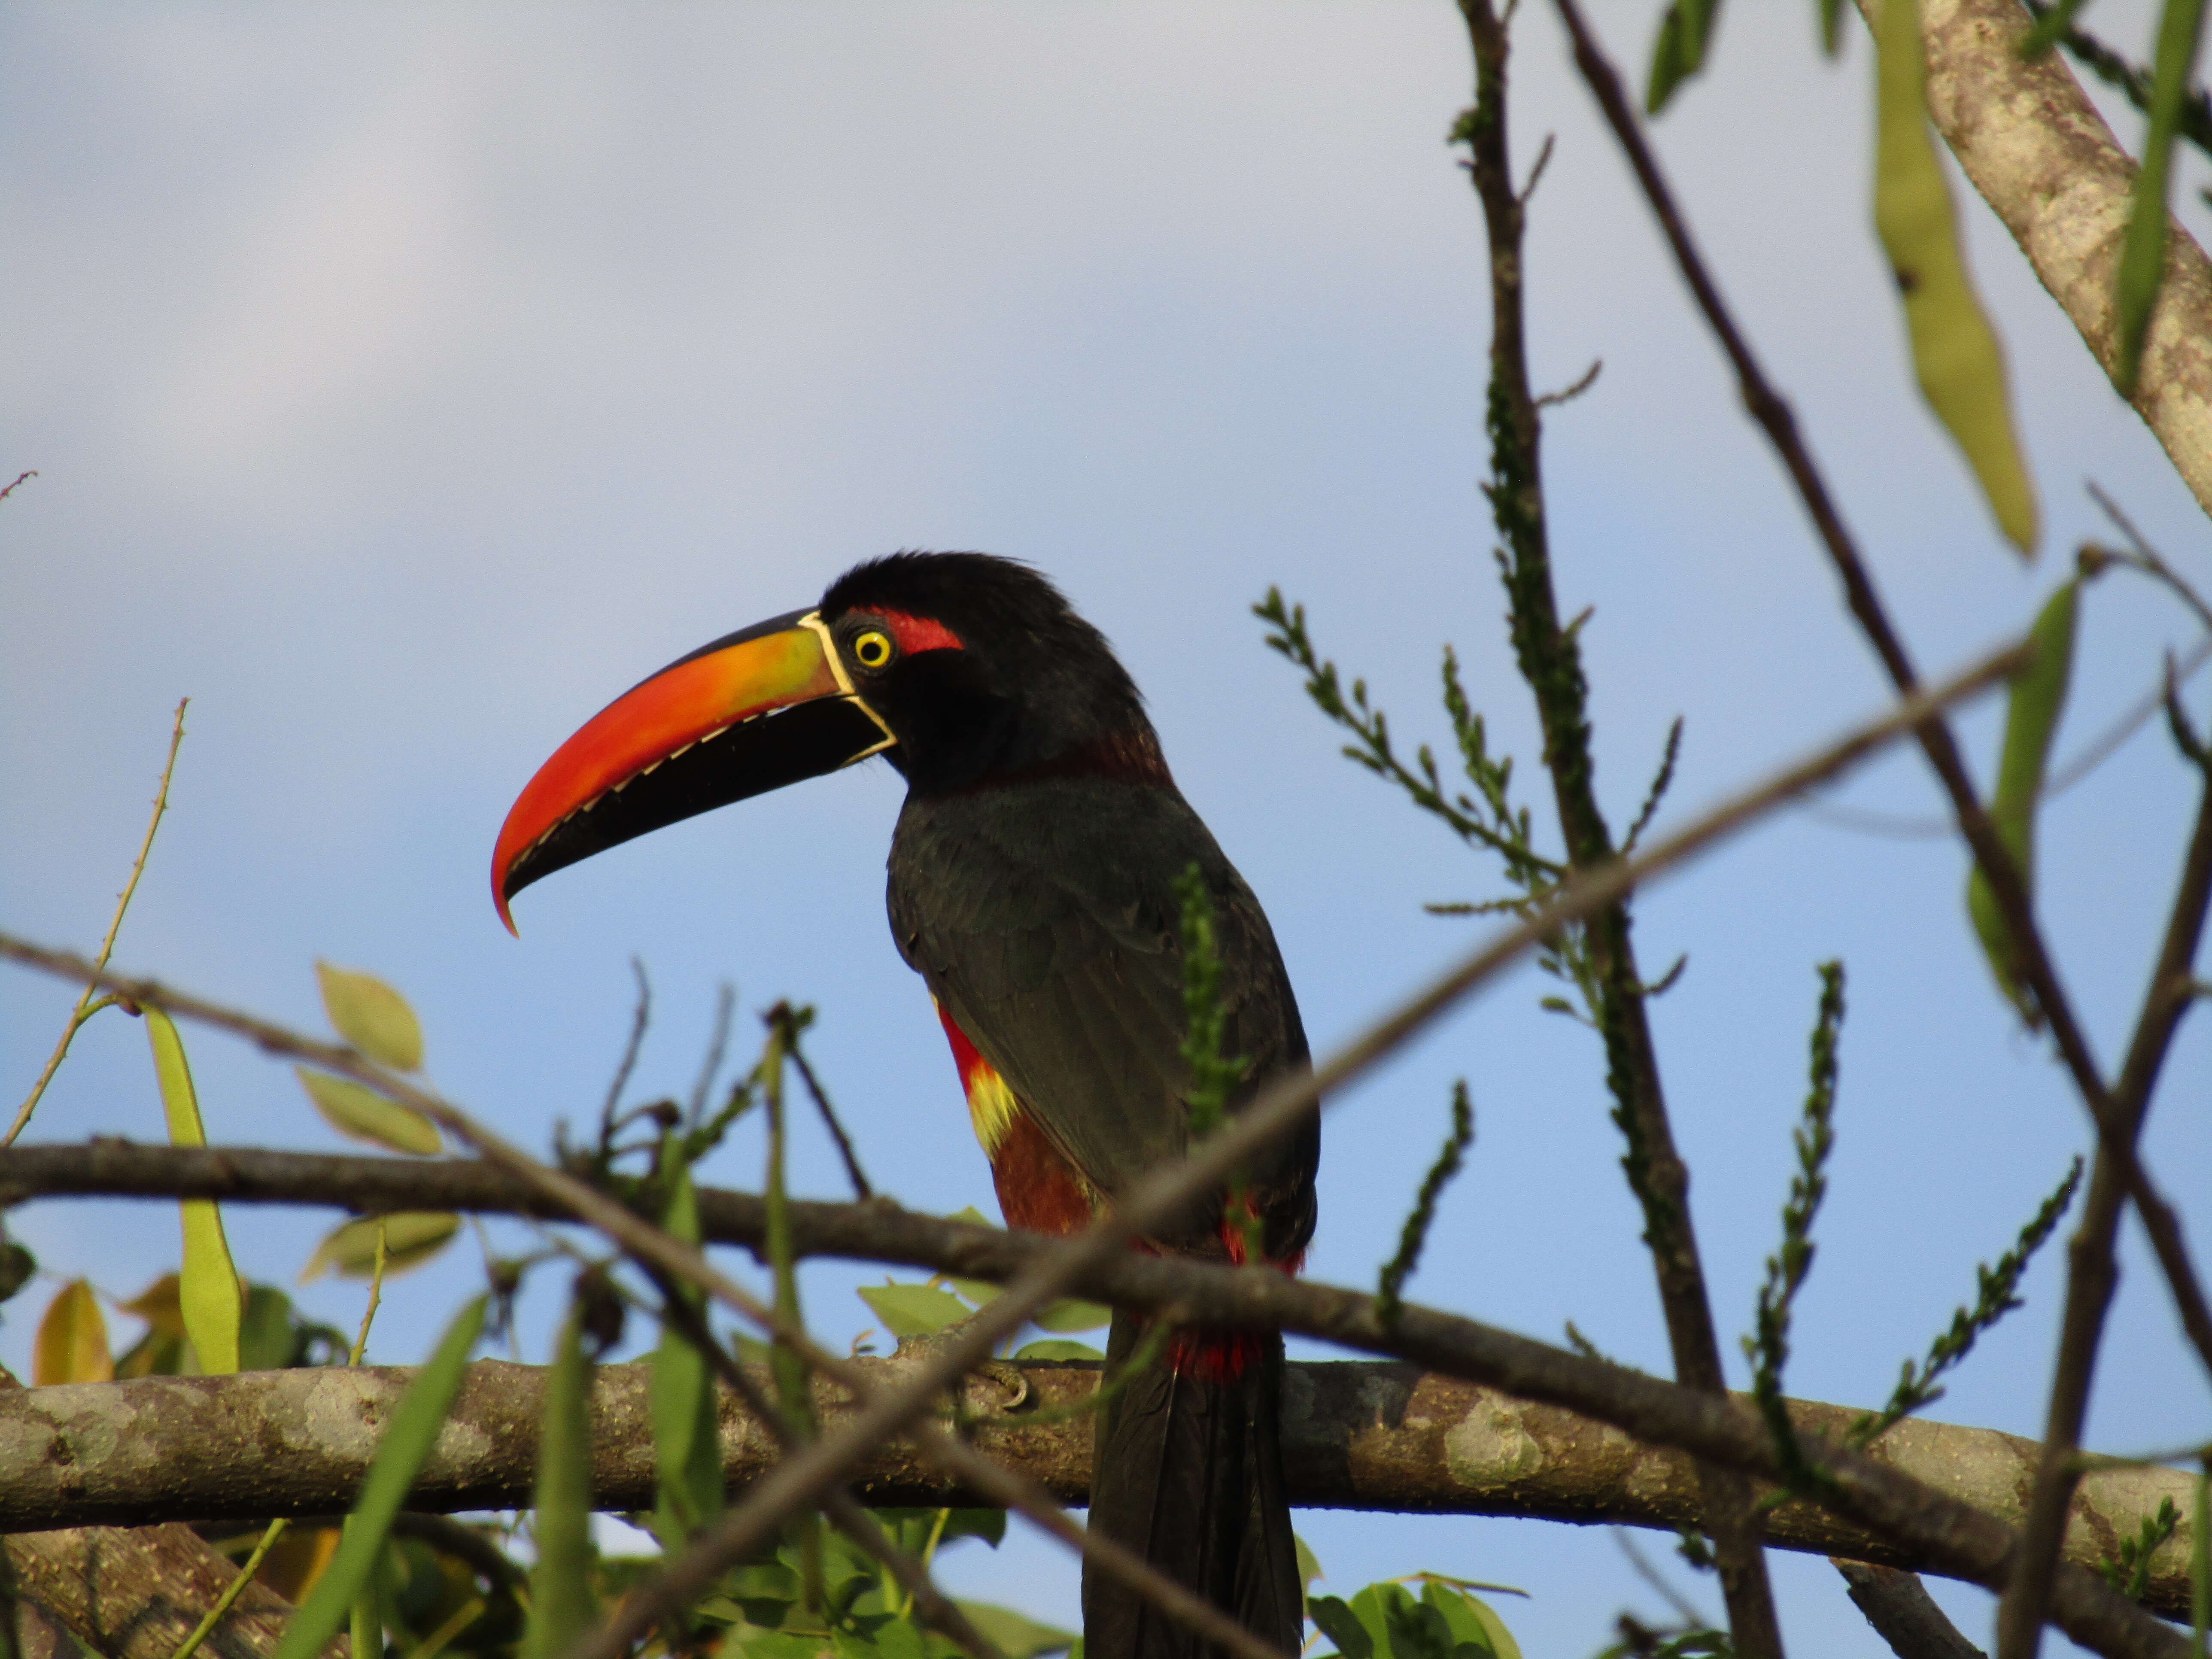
[270, 1295, 485, 1659]
[296, 1069, 441, 1156]
[652, 1142, 724, 1547]
[523, 1305, 600, 1659]
[1873, 0, 2039, 553]
[1030, 1298, 1111, 1334]
[148, 1009, 240, 1376]
[1968, 581, 2080, 1018]
[1647, 0, 1725, 114]
[315, 961, 424, 1072]
[857, 1282, 973, 1339]
[1818, 0, 1847, 56]
[950, 1601, 1076, 1659]
[301, 1213, 459, 1282]
[1010, 1339, 1106, 1362]
[2116, 0, 2212, 390]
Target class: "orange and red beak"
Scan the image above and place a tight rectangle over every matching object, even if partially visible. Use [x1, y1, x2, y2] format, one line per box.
[491, 609, 893, 933]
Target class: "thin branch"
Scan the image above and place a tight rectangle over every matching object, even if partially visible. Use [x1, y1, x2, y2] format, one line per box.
[1455, 1, 1781, 1644]
[1804, 633, 2212, 839]
[1834, 1560, 1987, 1659]
[1542, 9, 2212, 1650]
[688, 983, 736, 1126]
[2007, 761, 2212, 1652]
[6, 697, 188, 1147]
[787, 1042, 872, 1201]
[600, 959, 652, 1125]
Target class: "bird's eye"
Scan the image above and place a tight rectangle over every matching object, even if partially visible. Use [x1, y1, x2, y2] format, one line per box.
[851, 629, 894, 670]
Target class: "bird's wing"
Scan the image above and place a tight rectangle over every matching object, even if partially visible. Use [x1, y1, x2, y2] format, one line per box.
[889, 777, 1316, 1258]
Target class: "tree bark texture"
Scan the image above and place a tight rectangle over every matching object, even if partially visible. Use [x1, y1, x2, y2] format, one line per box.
[0, 1358, 2190, 1620]
[4, 1522, 332, 1659]
[1904, 0, 2212, 517]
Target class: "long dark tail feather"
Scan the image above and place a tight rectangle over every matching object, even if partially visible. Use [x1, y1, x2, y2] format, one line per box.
[1082, 1310, 1302, 1659]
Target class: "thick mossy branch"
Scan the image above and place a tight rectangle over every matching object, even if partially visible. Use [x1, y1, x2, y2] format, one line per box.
[1854, 1157, 2085, 1446]
[1745, 962, 1847, 1498]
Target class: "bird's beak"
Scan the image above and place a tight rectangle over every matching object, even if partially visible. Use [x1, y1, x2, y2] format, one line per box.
[491, 609, 893, 933]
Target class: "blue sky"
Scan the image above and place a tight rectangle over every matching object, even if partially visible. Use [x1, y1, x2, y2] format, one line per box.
[5, 2, 2211, 1651]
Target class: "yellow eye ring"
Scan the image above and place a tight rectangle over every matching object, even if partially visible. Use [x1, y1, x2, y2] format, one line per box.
[851, 629, 893, 669]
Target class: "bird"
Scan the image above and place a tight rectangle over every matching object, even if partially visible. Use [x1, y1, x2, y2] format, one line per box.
[491, 551, 1319, 1659]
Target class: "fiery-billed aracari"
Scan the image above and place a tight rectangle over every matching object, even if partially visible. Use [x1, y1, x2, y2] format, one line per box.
[491, 553, 1319, 1658]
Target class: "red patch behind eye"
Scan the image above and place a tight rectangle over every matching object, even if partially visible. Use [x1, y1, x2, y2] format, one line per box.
[878, 610, 963, 656]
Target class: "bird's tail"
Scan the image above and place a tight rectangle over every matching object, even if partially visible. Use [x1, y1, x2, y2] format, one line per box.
[1081, 1310, 1303, 1659]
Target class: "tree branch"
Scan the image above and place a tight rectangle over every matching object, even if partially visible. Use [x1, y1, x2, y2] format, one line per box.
[1911, 0, 2212, 522]
[0, 1143, 2191, 1652]
[1835, 1560, 1987, 1659]
[5, 1522, 338, 1659]
[0, 1357, 2190, 1619]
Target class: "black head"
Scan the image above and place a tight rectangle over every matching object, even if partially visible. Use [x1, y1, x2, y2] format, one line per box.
[819, 551, 1167, 794]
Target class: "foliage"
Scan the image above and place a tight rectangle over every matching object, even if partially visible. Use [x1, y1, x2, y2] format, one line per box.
[2098, 1493, 2182, 1601]
[1851, 1157, 2084, 1445]
[1307, 1577, 1525, 1659]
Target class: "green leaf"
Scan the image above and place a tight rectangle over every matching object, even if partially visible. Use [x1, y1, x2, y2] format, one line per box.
[653, 1142, 725, 1547]
[857, 1282, 973, 1339]
[1422, 1580, 1522, 1659]
[1818, 0, 1846, 55]
[1967, 580, 2080, 1019]
[1310, 1595, 1376, 1659]
[1295, 1535, 1325, 1616]
[316, 961, 424, 1071]
[1030, 1298, 1111, 1334]
[1872, 0, 2039, 553]
[945, 1277, 1003, 1308]
[1647, 0, 1724, 114]
[270, 1294, 485, 1659]
[523, 1305, 600, 1659]
[148, 1009, 241, 1376]
[1012, 1340, 1106, 1361]
[301, 1212, 459, 1282]
[950, 1601, 1076, 1659]
[33, 1279, 112, 1385]
[239, 1285, 300, 1371]
[2116, 0, 2212, 389]
[296, 1068, 441, 1156]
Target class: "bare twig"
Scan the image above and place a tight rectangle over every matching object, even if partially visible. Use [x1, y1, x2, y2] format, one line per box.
[1834, 1560, 1987, 1659]
[0, 471, 35, 504]
[787, 1042, 872, 1201]
[7, 699, 188, 1147]
[600, 959, 652, 1125]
